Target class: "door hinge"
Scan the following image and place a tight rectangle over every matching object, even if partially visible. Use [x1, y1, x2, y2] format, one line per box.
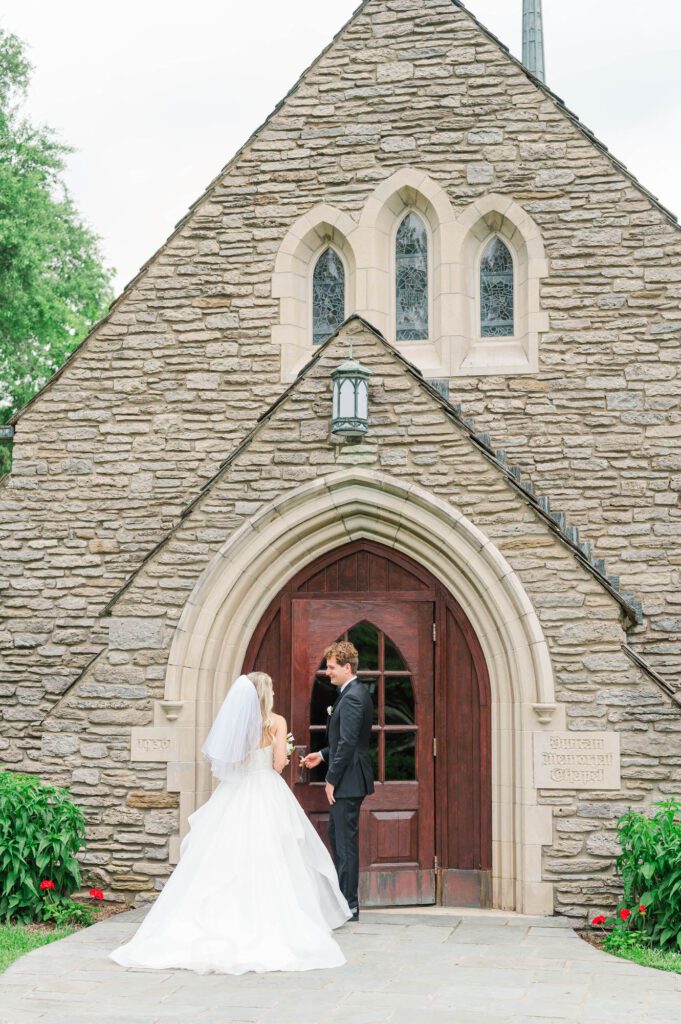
[434, 854, 438, 871]
[432, 622, 437, 642]
[433, 737, 437, 757]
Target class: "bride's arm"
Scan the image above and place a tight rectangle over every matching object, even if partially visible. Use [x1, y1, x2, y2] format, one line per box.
[272, 715, 289, 773]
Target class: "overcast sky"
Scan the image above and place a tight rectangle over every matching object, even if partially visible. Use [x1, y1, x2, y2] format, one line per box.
[2, 1, 679, 294]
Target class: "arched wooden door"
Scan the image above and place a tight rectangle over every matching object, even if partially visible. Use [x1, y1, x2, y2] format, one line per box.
[244, 540, 492, 907]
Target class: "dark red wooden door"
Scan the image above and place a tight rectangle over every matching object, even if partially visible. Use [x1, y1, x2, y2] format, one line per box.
[244, 540, 492, 908]
[292, 599, 435, 906]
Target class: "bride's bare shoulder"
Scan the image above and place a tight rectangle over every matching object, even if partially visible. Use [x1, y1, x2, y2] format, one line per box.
[271, 712, 287, 730]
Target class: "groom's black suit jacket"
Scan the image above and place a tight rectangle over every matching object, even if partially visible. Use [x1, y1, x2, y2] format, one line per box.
[320, 678, 375, 799]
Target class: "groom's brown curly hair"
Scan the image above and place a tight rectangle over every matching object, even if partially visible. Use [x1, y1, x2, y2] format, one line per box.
[323, 640, 359, 672]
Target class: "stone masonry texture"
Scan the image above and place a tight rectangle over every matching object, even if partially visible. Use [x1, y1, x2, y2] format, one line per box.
[1, 0, 680, 914]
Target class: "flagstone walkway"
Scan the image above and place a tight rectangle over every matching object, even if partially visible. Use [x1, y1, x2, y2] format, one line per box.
[1, 908, 679, 1024]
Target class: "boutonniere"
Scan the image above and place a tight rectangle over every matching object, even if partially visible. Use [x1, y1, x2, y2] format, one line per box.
[327, 705, 334, 717]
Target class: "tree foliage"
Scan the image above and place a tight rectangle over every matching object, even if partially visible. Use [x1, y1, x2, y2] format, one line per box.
[0, 29, 114, 474]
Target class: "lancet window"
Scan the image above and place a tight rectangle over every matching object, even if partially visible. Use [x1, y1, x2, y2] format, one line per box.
[312, 248, 345, 345]
[395, 213, 429, 341]
[480, 237, 514, 337]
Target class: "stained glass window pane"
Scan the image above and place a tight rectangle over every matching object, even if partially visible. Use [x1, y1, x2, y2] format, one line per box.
[396, 213, 428, 341]
[480, 237, 514, 337]
[313, 248, 345, 345]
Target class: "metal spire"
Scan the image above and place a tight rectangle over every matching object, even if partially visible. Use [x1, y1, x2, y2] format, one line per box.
[522, 0, 546, 83]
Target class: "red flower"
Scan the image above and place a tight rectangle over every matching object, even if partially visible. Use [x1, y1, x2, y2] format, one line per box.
[591, 915, 607, 926]
[638, 904, 646, 914]
[619, 908, 631, 921]
[40, 880, 55, 891]
[89, 888, 104, 900]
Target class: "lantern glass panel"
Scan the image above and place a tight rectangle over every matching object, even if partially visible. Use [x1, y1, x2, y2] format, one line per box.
[339, 379, 356, 418]
[357, 380, 368, 420]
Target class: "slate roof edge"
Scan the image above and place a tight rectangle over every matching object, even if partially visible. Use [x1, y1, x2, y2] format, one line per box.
[621, 644, 681, 707]
[102, 313, 644, 628]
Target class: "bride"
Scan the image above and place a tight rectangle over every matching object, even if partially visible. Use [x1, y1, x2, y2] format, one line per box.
[109, 672, 351, 974]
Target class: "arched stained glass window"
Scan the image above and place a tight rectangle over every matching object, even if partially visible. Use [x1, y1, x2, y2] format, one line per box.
[312, 248, 345, 345]
[480, 237, 514, 337]
[395, 213, 428, 341]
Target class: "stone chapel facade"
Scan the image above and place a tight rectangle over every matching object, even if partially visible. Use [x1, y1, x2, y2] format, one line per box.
[1, 0, 680, 920]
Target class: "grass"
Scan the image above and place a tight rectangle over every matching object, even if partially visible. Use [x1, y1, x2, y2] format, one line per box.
[582, 929, 681, 976]
[0, 923, 76, 974]
[607, 941, 681, 975]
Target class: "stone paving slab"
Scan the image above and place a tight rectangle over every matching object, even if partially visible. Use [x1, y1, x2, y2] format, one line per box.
[0, 908, 679, 1024]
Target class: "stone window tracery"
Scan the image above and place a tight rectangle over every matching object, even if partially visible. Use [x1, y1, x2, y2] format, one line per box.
[312, 248, 345, 345]
[480, 237, 514, 337]
[395, 213, 429, 341]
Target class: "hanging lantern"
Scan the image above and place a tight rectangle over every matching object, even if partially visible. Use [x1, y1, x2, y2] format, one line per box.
[330, 353, 371, 441]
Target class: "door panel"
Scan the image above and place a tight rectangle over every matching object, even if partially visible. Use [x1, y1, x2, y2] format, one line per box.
[244, 539, 492, 909]
[291, 598, 435, 906]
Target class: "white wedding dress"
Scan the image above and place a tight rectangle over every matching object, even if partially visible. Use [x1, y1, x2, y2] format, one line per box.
[109, 745, 351, 974]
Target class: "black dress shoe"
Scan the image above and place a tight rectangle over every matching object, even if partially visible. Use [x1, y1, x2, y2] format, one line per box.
[350, 909, 359, 922]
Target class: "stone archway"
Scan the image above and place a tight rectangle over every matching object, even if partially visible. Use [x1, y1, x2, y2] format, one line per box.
[161, 469, 558, 914]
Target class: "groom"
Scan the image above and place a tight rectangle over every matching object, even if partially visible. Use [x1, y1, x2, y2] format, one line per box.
[301, 640, 374, 921]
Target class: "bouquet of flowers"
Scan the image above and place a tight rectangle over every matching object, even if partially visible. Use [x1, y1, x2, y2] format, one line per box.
[286, 732, 295, 757]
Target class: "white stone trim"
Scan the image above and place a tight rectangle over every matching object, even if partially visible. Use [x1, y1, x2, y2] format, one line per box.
[452, 194, 549, 375]
[272, 204, 357, 380]
[272, 175, 549, 381]
[158, 470, 559, 914]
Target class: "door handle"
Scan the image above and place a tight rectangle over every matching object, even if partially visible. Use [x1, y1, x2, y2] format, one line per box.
[295, 745, 308, 784]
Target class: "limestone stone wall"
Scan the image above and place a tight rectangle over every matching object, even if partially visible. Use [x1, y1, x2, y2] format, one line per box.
[2, 0, 679, 717]
[1, 0, 680, 910]
[4, 325, 678, 919]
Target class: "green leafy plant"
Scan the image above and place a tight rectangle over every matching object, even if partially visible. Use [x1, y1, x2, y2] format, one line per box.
[41, 899, 95, 928]
[0, 771, 87, 924]
[615, 799, 681, 950]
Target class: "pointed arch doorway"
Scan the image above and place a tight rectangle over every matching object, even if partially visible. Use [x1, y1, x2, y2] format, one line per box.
[244, 540, 492, 908]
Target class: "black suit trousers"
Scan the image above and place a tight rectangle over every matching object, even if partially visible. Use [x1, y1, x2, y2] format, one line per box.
[328, 795, 364, 913]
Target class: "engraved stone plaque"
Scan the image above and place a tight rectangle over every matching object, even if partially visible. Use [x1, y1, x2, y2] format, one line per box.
[130, 727, 178, 763]
[533, 732, 620, 790]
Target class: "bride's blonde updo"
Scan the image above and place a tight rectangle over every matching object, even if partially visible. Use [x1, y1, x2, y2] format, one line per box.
[247, 672, 275, 744]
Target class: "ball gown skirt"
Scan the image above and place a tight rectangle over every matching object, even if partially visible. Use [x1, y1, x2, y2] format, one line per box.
[109, 745, 351, 974]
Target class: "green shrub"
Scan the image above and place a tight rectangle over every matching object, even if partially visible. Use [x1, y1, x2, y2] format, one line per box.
[42, 899, 95, 928]
[615, 798, 681, 950]
[0, 771, 87, 924]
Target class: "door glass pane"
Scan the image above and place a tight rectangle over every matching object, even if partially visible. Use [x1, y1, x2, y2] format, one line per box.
[384, 675, 415, 725]
[385, 732, 416, 781]
[308, 730, 328, 783]
[348, 621, 379, 670]
[384, 635, 407, 672]
[309, 675, 337, 726]
[358, 674, 380, 724]
[369, 729, 380, 781]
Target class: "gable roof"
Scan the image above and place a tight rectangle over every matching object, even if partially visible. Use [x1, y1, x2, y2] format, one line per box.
[6, 0, 679, 432]
[102, 314, 643, 627]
